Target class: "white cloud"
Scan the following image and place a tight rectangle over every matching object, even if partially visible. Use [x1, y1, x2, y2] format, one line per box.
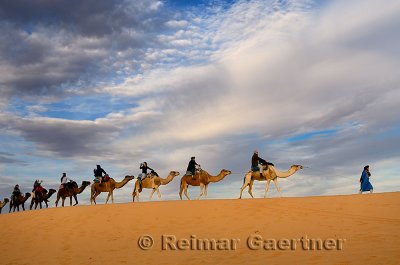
[2, 0, 400, 203]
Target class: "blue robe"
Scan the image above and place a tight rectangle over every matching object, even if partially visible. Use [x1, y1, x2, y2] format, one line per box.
[360, 170, 373, 192]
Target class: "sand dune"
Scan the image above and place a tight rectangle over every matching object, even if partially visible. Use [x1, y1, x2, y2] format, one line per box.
[1, 192, 399, 265]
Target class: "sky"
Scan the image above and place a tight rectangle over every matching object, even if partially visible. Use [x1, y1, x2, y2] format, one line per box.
[1, 0, 399, 207]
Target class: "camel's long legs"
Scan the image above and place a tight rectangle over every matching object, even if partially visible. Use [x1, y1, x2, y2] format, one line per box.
[273, 178, 282, 197]
[196, 183, 205, 200]
[156, 188, 161, 199]
[264, 179, 271, 198]
[111, 192, 114, 203]
[204, 185, 208, 199]
[149, 188, 156, 200]
[73, 194, 78, 206]
[105, 192, 111, 204]
[183, 185, 190, 200]
[248, 180, 254, 198]
[239, 173, 252, 199]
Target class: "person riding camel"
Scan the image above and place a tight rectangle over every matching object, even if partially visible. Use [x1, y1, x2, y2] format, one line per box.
[251, 150, 274, 175]
[137, 162, 159, 188]
[32, 179, 43, 193]
[187, 156, 200, 180]
[11, 184, 21, 200]
[60, 172, 73, 190]
[32, 179, 47, 200]
[94, 165, 107, 184]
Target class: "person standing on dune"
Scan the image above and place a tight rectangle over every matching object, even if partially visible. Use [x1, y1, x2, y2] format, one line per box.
[359, 165, 373, 194]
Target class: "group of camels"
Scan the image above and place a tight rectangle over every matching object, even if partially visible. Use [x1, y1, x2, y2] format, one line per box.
[0, 164, 303, 213]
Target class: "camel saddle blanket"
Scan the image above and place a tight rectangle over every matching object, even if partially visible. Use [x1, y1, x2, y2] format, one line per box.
[103, 175, 110, 182]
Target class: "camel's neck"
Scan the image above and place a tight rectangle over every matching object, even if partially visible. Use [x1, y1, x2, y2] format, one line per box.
[115, 178, 131, 189]
[209, 172, 227, 183]
[22, 195, 30, 203]
[271, 166, 298, 178]
[77, 185, 89, 194]
[46, 192, 55, 199]
[160, 174, 175, 185]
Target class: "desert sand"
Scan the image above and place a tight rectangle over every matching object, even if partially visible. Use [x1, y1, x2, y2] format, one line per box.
[1, 192, 399, 265]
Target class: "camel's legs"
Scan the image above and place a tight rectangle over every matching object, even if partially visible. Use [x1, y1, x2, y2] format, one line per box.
[204, 185, 208, 199]
[273, 178, 282, 197]
[105, 192, 111, 204]
[111, 192, 114, 203]
[73, 194, 78, 206]
[150, 188, 156, 200]
[196, 183, 205, 200]
[70, 196, 73, 206]
[183, 185, 190, 200]
[92, 192, 100, 205]
[248, 180, 255, 198]
[156, 188, 161, 199]
[62, 197, 66, 207]
[264, 179, 271, 198]
[239, 173, 252, 199]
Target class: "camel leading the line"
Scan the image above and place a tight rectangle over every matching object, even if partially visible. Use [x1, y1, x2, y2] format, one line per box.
[55, 181, 91, 207]
[91, 175, 135, 204]
[239, 164, 303, 198]
[0, 198, 10, 214]
[132, 171, 180, 202]
[179, 169, 232, 200]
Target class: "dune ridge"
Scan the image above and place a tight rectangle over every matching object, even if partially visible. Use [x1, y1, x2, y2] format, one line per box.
[1, 192, 399, 265]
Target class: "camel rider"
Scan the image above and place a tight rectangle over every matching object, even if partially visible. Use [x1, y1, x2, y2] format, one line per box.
[94, 165, 107, 184]
[60, 173, 73, 190]
[251, 150, 274, 174]
[187, 156, 200, 180]
[32, 179, 46, 199]
[32, 179, 43, 193]
[139, 162, 158, 181]
[11, 184, 21, 200]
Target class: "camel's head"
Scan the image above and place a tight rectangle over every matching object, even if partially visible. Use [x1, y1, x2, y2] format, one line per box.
[48, 189, 57, 195]
[82, 181, 91, 186]
[24, 192, 31, 198]
[291, 165, 303, 171]
[170, 171, 180, 177]
[221, 169, 232, 176]
[3, 198, 9, 204]
[124, 175, 135, 180]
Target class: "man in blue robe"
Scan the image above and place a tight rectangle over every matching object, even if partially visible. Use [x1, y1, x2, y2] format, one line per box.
[359, 165, 373, 194]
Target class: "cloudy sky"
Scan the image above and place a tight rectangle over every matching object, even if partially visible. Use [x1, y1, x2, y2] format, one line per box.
[1, 0, 399, 206]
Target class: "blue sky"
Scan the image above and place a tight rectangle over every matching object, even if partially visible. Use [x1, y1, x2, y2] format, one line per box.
[0, 0, 399, 208]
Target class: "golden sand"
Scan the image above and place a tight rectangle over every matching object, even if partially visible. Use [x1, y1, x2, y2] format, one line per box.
[1, 192, 399, 265]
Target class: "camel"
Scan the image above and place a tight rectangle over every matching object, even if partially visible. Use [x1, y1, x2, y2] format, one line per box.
[0, 198, 10, 214]
[132, 171, 180, 202]
[30, 189, 57, 210]
[9, 193, 31, 213]
[90, 175, 135, 204]
[179, 169, 232, 200]
[55, 181, 91, 207]
[239, 164, 303, 198]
